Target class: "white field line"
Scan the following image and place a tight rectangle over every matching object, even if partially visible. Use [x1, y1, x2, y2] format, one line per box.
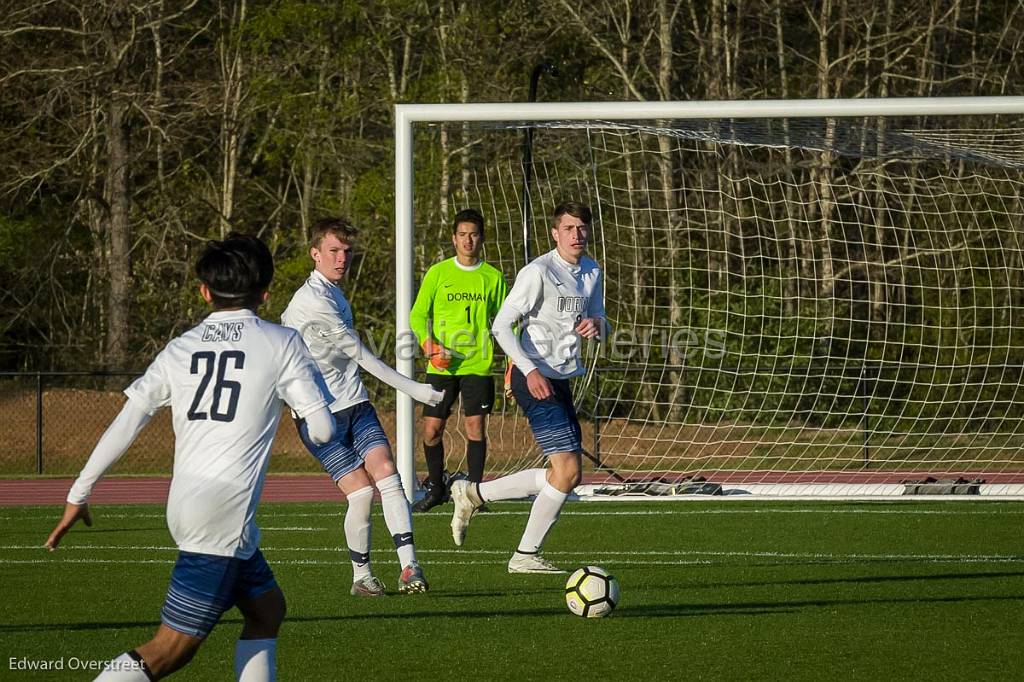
[3, 544, 1021, 565]
[259, 527, 326, 531]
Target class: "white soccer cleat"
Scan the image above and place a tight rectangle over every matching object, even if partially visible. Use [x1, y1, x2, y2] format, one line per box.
[507, 552, 567, 574]
[450, 480, 483, 546]
[350, 575, 386, 597]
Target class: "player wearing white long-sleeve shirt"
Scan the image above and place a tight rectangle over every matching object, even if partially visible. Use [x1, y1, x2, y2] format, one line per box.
[282, 217, 443, 597]
[450, 202, 608, 574]
[45, 234, 336, 682]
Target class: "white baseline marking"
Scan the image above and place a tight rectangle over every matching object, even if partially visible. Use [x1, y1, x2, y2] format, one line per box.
[3, 544, 1021, 564]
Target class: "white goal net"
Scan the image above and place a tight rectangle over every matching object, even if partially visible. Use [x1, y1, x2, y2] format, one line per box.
[394, 100, 1024, 498]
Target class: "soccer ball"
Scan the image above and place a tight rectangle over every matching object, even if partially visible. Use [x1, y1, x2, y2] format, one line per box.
[565, 565, 620, 618]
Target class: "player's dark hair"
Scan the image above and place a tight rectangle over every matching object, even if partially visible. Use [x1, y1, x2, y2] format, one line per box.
[195, 232, 274, 311]
[553, 201, 592, 226]
[452, 208, 485, 239]
[311, 216, 358, 250]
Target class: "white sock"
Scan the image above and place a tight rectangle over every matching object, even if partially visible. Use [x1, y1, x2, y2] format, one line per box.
[345, 486, 374, 580]
[235, 638, 277, 682]
[479, 468, 547, 502]
[516, 483, 568, 554]
[93, 652, 151, 680]
[376, 473, 417, 567]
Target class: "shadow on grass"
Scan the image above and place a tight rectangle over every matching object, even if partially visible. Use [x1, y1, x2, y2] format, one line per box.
[694, 569, 1024, 591]
[65, 527, 169, 536]
[4, 591, 1024, 633]
[611, 592, 1024, 619]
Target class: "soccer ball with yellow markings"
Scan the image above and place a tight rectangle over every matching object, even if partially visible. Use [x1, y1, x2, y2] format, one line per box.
[565, 565, 619, 618]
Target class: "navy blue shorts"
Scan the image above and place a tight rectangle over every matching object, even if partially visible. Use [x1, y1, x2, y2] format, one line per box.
[298, 401, 390, 481]
[161, 549, 278, 638]
[509, 366, 583, 456]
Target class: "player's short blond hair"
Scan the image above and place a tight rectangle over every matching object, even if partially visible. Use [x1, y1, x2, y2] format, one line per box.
[311, 217, 359, 250]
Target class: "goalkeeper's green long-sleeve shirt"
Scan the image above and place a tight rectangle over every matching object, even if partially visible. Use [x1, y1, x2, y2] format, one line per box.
[410, 257, 509, 376]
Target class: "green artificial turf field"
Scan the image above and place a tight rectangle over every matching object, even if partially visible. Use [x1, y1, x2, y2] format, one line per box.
[2, 500, 1023, 680]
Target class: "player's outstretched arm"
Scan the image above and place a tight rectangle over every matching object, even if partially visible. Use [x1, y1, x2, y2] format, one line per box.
[318, 326, 444, 406]
[44, 503, 92, 551]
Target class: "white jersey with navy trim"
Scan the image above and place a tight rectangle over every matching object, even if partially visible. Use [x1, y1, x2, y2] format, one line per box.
[281, 270, 369, 412]
[492, 249, 606, 380]
[122, 309, 329, 558]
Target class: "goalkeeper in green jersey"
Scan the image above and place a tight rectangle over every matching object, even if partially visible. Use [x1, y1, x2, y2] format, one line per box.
[410, 208, 509, 512]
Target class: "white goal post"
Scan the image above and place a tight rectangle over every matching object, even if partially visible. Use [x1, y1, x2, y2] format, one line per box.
[393, 98, 1024, 500]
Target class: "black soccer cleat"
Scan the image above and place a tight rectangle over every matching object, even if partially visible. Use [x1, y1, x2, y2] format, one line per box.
[412, 478, 448, 513]
[412, 491, 447, 513]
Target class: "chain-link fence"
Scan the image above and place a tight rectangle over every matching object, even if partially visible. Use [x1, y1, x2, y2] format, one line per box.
[0, 372, 326, 476]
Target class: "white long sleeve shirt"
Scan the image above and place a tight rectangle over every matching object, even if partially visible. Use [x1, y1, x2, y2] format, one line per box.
[492, 250, 606, 380]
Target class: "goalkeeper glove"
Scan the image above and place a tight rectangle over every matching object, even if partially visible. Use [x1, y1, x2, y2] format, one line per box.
[421, 338, 451, 370]
[504, 362, 515, 404]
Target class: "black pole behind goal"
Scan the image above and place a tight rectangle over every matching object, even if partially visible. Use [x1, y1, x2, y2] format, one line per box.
[520, 59, 556, 265]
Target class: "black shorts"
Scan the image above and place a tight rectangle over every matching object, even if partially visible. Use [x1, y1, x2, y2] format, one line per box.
[422, 374, 495, 419]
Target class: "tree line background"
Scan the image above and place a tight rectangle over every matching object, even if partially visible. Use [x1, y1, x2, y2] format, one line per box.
[3, 0, 1024, 383]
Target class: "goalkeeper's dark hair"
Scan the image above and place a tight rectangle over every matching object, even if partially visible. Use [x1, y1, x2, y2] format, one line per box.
[452, 208, 485, 239]
[195, 232, 275, 310]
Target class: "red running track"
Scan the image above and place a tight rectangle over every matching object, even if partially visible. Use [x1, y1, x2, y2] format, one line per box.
[4, 470, 1022, 506]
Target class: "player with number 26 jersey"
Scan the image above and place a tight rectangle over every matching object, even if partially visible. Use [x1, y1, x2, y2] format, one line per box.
[115, 310, 328, 558]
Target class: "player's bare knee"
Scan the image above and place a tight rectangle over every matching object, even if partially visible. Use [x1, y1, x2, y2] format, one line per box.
[548, 454, 582, 491]
[422, 419, 445, 445]
[338, 467, 373, 496]
[568, 467, 582, 489]
[363, 447, 397, 481]
[464, 416, 486, 441]
[559, 468, 582, 490]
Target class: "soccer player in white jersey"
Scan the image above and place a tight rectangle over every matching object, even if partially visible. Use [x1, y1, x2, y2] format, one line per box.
[450, 201, 608, 574]
[282, 217, 444, 597]
[44, 234, 336, 681]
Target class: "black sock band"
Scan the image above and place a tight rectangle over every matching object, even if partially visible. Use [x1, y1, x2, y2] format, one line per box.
[467, 439, 486, 483]
[126, 650, 155, 682]
[423, 442, 445, 487]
